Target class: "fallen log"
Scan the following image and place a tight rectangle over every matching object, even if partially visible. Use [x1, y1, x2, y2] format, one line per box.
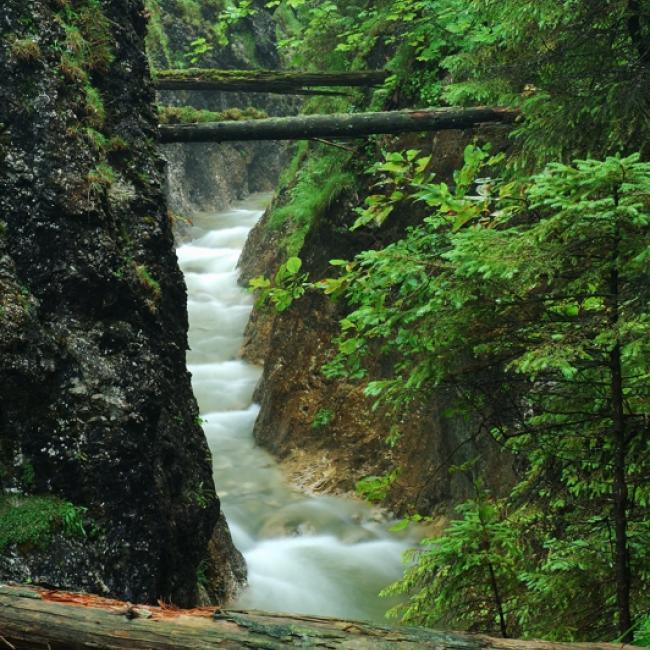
[159, 106, 518, 143]
[0, 584, 624, 650]
[153, 68, 389, 94]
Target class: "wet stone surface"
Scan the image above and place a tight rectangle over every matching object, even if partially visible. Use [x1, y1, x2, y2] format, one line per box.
[0, 0, 241, 607]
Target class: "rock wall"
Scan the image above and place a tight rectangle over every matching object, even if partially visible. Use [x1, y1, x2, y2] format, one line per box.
[163, 138, 289, 216]
[0, 0, 242, 607]
[239, 127, 513, 516]
[151, 0, 295, 215]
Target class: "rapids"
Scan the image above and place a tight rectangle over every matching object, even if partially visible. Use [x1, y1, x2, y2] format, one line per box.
[178, 195, 414, 622]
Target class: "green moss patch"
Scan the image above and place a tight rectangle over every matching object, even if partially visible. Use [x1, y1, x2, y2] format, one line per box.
[0, 495, 86, 552]
[9, 37, 43, 63]
[157, 105, 267, 124]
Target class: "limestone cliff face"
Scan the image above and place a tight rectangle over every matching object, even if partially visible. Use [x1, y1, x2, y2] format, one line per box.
[0, 0, 242, 607]
[239, 128, 513, 516]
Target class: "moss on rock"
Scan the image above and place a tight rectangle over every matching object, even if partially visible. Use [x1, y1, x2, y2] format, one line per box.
[0, 496, 86, 552]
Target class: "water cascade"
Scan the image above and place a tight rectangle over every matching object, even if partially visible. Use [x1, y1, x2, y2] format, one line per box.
[177, 195, 415, 622]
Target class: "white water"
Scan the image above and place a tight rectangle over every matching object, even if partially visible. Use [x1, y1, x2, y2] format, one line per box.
[178, 195, 413, 622]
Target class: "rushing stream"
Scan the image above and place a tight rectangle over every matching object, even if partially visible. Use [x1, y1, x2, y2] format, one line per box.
[177, 194, 414, 622]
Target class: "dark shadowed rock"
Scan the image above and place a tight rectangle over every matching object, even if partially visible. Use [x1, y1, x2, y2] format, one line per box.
[0, 0, 243, 607]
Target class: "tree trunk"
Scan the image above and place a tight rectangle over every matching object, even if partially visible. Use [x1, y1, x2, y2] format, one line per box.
[627, 0, 650, 65]
[159, 106, 518, 143]
[608, 202, 633, 641]
[610, 339, 632, 641]
[153, 68, 389, 93]
[0, 585, 624, 650]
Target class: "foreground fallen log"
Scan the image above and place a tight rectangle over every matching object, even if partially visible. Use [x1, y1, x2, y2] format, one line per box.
[0, 584, 623, 650]
[153, 68, 389, 94]
[159, 106, 518, 143]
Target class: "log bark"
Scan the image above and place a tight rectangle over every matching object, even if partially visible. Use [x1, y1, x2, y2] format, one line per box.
[0, 585, 624, 650]
[159, 106, 518, 143]
[153, 68, 389, 93]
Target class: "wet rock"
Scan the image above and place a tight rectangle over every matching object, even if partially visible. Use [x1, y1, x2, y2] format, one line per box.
[0, 0, 242, 607]
[199, 513, 247, 605]
[163, 140, 290, 217]
[239, 129, 515, 516]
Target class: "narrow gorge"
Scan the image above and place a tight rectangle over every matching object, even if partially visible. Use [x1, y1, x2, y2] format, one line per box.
[178, 194, 416, 621]
[2, 0, 649, 646]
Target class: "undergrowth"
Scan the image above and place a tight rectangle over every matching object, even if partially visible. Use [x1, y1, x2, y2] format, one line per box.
[267, 145, 356, 257]
[0, 495, 86, 551]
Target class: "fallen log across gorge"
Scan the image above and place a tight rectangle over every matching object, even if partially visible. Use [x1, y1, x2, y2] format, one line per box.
[0, 584, 628, 650]
[158, 106, 519, 143]
[153, 68, 389, 94]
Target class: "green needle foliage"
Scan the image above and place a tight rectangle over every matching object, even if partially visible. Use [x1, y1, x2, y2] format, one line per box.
[323, 150, 650, 640]
[219, 0, 650, 641]
[382, 477, 525, 638]
[266, 0, 650, 162]
[442, 0, 650, 162]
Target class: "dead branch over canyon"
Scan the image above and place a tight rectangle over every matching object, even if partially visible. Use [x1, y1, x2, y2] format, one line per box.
[158, 106, 518, 143]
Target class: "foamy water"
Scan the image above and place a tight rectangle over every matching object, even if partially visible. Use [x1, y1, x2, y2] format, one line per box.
[178, 195, 412, 622]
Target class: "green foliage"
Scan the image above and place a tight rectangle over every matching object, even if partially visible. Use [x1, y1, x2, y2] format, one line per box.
[311, 407, 334, 429]
[134, 263, 162, 303]
[355, 469, 399, 503]
[0, 495, 86, 552]
[212, 0, 257, 47]
[144, 0, 174, 67]
[20, 462, 36, 489]
[321, 150, 650, 640]
[176, 0, 204, 26]
[56, 1, 115, 77]
[186, 37, 213, 64]
[268, 0, 650, 163]
[635, 616, 650, 647]
[86, 162, 116, 195]
[144, 0, 253, 69]
[351, 149, 432, 230]
[250, 256, 307, 312]
[82, 84, 105, 128]
[440, 0, 650, 162]
[383, 479, 523, 636]
[9, 37, 43, 63]
[267, 146, 356, 256]
[185, 481, 211, 510]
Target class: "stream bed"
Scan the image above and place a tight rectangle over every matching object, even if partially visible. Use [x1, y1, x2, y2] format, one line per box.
[177, 194, 415, 623]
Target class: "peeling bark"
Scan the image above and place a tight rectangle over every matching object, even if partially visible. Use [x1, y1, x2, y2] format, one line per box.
[0, 585, 624, 650]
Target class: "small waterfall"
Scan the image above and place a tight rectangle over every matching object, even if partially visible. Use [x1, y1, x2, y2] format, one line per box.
[177, 195, 413, 622]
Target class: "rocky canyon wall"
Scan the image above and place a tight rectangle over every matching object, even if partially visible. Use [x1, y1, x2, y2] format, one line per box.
[150, 0, 295, 214]
[0, 0, 242, 607]
[239, 127, 514, 517]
